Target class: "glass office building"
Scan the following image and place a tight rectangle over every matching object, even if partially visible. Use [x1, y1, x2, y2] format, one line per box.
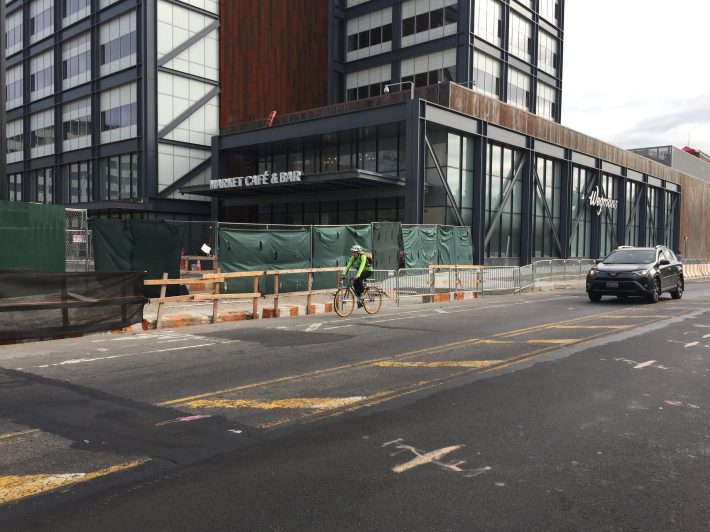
[2, 0, 219, 218]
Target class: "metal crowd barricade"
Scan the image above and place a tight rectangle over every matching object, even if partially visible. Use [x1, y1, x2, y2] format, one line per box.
[369, 269, 398, 300]
[395, 268, 435, 304]
[480, 266, 520, 294]
[518, 264, 535, 292]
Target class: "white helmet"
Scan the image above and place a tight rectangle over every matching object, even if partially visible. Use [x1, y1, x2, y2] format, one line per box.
[350, 244, 363, 253]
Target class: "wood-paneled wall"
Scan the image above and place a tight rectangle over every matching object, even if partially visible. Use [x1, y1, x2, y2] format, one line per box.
[220, 0, 330, 129]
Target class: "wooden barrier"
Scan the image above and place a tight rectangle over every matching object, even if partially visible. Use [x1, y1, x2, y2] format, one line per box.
[145, 267, 342, 325]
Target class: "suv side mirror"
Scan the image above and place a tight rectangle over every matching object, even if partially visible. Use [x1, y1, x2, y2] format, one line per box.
[595, 258, 603, 264]
[660, 258, 670, 265]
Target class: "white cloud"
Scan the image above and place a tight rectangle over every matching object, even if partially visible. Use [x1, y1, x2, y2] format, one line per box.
[562, 0, 710, 153]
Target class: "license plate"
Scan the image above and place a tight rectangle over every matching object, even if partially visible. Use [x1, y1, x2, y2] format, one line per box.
[606, 281, 619, 288]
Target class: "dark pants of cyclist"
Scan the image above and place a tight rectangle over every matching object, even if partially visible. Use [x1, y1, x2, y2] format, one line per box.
[354, 270, 373, 298]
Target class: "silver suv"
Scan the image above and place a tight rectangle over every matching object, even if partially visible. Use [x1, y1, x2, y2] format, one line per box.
[586, 245, 684, 303]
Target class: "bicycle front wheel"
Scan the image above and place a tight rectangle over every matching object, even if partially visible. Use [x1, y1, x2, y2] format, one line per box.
[334, 287, 356, 317]
[362, 287, 382, 314]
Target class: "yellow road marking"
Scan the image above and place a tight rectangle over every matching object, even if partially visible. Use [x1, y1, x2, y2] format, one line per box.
[526, 339, 578, 344]
[0, 429, 40, 441]
[549, 325, 631, 329]
[158, 337, 486, 406]
[374, 360, 504, 368]
[164, 307, 696, 429]
[496, 308, 648, 337]
[0, 460, 147, 506]
[602, 315, 667, 319]
[184, 396, 368, 410]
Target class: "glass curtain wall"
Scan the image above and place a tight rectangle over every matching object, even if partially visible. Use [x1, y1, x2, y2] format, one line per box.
[624, 181, 642, 246]
[532, 155, 562, 257]
[423, 128, 474, 225]
[485, 143, 523, 261]
[569, 165, 593, 258]
[598, 173, 619, 257]
[257, 124, 404, 178]
[645, 186, 659, 246]
[663, 191, 677, 250]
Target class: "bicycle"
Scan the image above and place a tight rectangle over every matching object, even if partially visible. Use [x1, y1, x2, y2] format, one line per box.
[333, 276, 383, 317]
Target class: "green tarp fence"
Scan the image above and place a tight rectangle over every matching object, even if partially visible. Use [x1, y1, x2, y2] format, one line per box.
[402, 226, 438, 268]
[90, 219, 186, 297]
[438, 226, 474, 265]
[0, 201, 65, 272]
[402, 225, 474, 268]
[371, 222, 402, 272]
[219, 229, 311, 294]
[311, 225, 372, 289]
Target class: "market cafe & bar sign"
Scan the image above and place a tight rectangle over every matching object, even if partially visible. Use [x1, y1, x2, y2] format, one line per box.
[587, 185, 618, 215]
[210, 171, 303, 190]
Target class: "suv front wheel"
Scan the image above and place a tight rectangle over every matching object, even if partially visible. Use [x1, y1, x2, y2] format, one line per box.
[647, 277, 661, 303]
[671, 276, 684, 299]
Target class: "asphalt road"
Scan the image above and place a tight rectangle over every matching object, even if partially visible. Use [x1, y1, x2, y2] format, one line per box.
[3, 281, 710, 530]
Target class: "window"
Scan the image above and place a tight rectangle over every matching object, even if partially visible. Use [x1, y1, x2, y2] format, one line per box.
[5, 9, 23, 56]
[99, 11, 137, 76]
[345, 65, 391, 102]
[345, 8, 392, 60]
[62, 32, 91, 89]
[99, 153, 138, 200]
[30, 109, 55, 157]
[30, 0, 54, 44]
[62, 97, 92, 151]
[6, 119, 23, 164]
[401, 0, 458, 47]
[570, 166, 593, 258]
[30, 50, 54, 101]
[472, 0, 502, 48]
[9, 173, 23, 202]
[485, 144, 523, 260]
[100, 83, 138, 143]
[539, 0, 559, 25]
[537, 30, 558, 76]
[532, 156, 562, 257]
[62, 161, 92, 203]
[536, 82, 557, 120]
[507, 68, 530, 110]
[508, 11, 532, 62]
[5, 64, 23, 109]
[625, 181, 642, 246]
[599, 173, 619, 257]
[29, 167, 54, 203]
[401, 48, 456, 89]
[472, 52, 501, 99]
[63, 0, 91, 24]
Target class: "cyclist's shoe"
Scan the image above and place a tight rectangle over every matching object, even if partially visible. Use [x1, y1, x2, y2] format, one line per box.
[357, 298, 364, 308]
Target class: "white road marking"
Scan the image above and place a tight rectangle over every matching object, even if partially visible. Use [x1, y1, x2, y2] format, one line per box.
[323, 325, 353, 330]
[32, 343, 216, 369]
[306, 323, 323, 331]
[382, 439, 490, 477]
[435, 309, 448, 314]
[685, 341, 699, 347]
[633, 360, 657, 369]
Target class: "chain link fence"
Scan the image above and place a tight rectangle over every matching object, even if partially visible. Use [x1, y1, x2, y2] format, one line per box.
[65, 208, 93, 272]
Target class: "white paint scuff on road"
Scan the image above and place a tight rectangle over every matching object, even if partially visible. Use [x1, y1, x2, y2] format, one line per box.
[306, 323, 323, 331]
[382, 438, 491, 478]
[633, 360, 657, 369]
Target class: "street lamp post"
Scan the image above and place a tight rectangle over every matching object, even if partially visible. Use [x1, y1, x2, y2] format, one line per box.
[383, 81, 414, 100]
[684, 236, 688, 259]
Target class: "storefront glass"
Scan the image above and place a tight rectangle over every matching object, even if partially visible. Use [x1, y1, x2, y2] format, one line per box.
[533, 155, 562, 257]
[569, 165, 593, 258]
[624, 181, 642, 246]
[485, 143, 523, 260]
[598, 173, 620, 257]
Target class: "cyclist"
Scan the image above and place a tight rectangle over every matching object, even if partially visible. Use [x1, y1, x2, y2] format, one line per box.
[342, 244, 373, 307]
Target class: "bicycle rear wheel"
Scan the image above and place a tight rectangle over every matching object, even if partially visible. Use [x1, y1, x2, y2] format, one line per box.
[334, 287, 356, 317]
[362, 287, 382, 314]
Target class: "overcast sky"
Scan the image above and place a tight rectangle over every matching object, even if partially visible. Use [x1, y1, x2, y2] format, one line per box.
[561, 0, 710, 154]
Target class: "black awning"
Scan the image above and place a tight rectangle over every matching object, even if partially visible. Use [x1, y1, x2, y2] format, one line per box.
[179, 169, 405, 199]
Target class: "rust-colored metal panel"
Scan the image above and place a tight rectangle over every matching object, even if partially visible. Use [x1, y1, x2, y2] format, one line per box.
[220, 0, 329, 128]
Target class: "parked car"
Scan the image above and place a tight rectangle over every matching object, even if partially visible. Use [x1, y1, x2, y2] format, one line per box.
[586, 245, 684, 303]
